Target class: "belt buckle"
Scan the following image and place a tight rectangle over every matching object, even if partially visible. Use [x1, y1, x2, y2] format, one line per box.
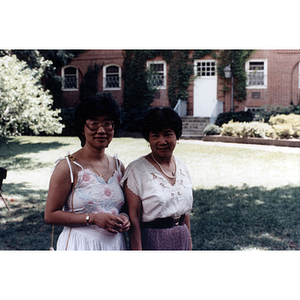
[173, 216, 181, 226]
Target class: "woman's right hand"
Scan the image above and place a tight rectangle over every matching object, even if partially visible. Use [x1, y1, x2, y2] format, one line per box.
[91, 212, 125, 234]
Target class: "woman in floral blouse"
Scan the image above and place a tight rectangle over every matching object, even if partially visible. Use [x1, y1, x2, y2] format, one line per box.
[45, 94, 130, 250]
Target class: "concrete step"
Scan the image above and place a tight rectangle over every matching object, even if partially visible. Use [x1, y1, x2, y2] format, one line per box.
[181, 116, 210, 139]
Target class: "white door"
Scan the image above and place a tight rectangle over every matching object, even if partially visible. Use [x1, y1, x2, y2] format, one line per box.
[193, 59, 217, 117]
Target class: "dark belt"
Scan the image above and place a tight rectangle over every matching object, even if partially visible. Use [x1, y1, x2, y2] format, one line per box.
[141, 215, 185, 229]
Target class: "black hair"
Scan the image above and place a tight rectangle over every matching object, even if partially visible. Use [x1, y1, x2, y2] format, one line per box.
[74, 93, 120, 147]
[141, 107, 182, 142]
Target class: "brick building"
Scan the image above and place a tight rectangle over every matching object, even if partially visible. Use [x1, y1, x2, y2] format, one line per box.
[60, 49, 300, 123]
[228, 49, 300, 114]
[61, 50, 125, 107]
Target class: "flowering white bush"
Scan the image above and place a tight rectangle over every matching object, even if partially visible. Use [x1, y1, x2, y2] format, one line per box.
[221, 121, 274, 138]
[0, 54, 64, 137]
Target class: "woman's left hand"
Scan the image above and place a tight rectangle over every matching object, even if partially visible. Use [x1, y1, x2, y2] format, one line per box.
[118, 214, 131, 232]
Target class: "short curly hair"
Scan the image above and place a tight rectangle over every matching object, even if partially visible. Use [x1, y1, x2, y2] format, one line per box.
[74, 93, 120, 147]
[141, 107, 182, 142]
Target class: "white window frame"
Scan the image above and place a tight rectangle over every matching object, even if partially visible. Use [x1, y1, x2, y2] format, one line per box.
[245, 106, 261, 118]
[103, 64, 121, 90]
[194, 59, 217, 77]
[62, 65, 79, 91]
[246, 59, 268, 89]
[146, 60, 167, 89]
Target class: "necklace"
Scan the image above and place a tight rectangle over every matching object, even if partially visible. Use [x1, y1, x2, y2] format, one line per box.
[83, 150, 109, 178]
[151, 153, 176, 179]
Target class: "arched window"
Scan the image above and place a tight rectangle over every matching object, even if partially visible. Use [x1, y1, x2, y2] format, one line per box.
[103, 64, 121, 90]
[62, 66, 78, 90]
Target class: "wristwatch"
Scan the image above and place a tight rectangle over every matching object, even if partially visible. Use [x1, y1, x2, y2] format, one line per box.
[86, 215, 90, 226]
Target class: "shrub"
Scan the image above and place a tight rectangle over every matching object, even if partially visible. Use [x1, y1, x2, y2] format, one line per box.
[272, 124, 294, 139]
[221, 121, 243, 137]
[0, 55, 64, 137]
[203, 124, 221, 136]
[215, 110, 253, 127]
[242, 122, 275, 138]
[269, 114, 300, 138]
[218, 112, 300, 139]
[269, 113, 300, 125]
[221, 121, 274, 138]
[257, 104, 300, 122]
[293, 124, 300, 138]
[220, 114, 300, 139]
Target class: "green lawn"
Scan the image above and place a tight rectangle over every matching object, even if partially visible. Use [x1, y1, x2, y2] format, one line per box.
[0, 136, 299, 250]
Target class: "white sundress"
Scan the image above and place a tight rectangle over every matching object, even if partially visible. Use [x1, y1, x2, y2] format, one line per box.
[55, 153, 126, 250]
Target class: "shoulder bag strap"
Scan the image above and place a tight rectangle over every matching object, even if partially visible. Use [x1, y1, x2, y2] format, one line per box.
[50, 155, 76, 251]
[65, 155, 76, 250]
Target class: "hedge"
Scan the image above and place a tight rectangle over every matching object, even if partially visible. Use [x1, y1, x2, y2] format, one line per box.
[218, 114, 300, 139]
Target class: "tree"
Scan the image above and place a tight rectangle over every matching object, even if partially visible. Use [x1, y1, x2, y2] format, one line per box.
[79, 63, 103, 102]
[1, 50, 86, 109]
[121, 50, 157, 132]
[0, 54, 64, 137]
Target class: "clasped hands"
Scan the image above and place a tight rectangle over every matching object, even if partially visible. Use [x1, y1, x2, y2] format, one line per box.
[92, 212, 130, 234]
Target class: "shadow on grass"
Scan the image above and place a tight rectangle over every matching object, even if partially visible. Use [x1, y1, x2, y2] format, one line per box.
[1, 183, 300, 250]
[1, 157, 55, 171]
[191, 185, 300, 250]
[1, 138, 69, 157]
[0, 138, 69, 157]
[0, 138, 70, 171]
[0, 183, 62, 250]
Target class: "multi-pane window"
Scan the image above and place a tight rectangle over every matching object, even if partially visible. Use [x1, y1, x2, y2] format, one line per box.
[195, 61, 216, 76]
[246, 60, 267, 88]
[62, 66, 78, 90]
[147, 61, 166, 89]
[245, 107, 261, 119]
[104, 65, 121, 90]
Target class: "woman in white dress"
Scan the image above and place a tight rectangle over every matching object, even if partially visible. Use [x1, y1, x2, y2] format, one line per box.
[121, 107, 193, 250]
[45, 94, 130, 250]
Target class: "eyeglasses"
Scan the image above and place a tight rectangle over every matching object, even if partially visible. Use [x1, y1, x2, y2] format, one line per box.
[85, 120, 115, 132]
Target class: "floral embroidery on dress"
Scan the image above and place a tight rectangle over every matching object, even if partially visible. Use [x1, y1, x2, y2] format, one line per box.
[99, 186, 115, 201]
[160, 182, 166, 189]
[151, 173, 157, 180]
[68, 167, 125, 221]
[82, 173, 90, 182]
[102, 198, 118, 212]
[76, 188, 92, 202]
[78, 169, 95, 186]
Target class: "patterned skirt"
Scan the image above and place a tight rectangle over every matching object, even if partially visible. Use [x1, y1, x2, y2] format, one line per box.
[141, 224, 191, 250]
